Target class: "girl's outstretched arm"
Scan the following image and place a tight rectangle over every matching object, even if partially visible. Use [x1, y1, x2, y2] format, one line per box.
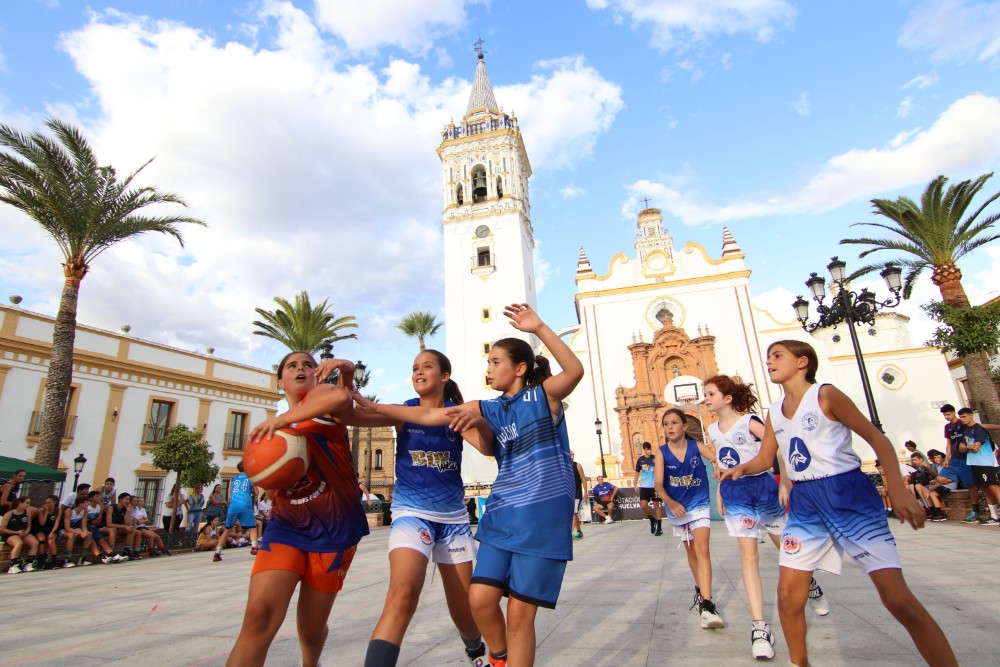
[503, 303, 584, 407]
[249, 385, 352, 441]
[445, 407, 496, 457]
[819, 384, 925, 530]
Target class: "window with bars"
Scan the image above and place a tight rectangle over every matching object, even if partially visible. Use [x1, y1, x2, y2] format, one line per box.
[134, 477, 164, 525]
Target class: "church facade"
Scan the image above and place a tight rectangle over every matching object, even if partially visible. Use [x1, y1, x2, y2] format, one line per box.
[441, 55, 965, 485]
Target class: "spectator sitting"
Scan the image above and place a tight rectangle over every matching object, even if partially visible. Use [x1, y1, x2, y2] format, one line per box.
[903, 440, 926, 462]
[927, 450, 958, 522]
[162, 483, 188, 532]
[227, 521, 249, 547]
[130, 496, 170, 557]
[31, 495, 61, 569]
[591, 475, 619, 524]
[2, 497, 39, 573]
[103, 493, 137, 560]
[61, 496, 97, 567]
[256, 491, 271, 537]
[98, 477, 117, 508]
[194, 516, 221, 552]
[187, 484, 205, 534]
[60, 483, 91, 511]
[907, 454, 945, 521]
[86, 490, 121, 563]
[0, 469, 26, 514]
[874, 460, 892, 516]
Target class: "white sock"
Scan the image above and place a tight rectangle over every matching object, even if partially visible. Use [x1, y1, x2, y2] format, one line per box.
[215, 545, 223, 554]
[989, 504, 998, 520]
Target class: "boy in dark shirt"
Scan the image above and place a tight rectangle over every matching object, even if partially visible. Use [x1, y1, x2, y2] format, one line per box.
[940, 404, 979, 523]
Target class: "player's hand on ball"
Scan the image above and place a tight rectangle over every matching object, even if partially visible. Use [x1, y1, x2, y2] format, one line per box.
[250, 416, 288, 443]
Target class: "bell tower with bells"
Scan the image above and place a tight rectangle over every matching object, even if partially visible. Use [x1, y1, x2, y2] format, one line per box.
[439, 40, 537, 396]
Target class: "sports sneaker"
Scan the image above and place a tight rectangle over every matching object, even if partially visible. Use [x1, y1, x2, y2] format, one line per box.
[808, 578, 829, 616]
[63, 560, 76, 569]
[111, 553, 124, 563]
[963, 511, 979, 523]
[699, 599, 725, 629]
[488, 659, 506, 667]
[162, 549, 172, 556]
[212, 552, 222, 562]
[751, 621, 775, 660]
[7, 564, 21, 574]
[980, 518, 999, 526]
[250, 546, 259, 555]
[572, 530, 583, 539]
[930, 514, 947, 522]
[23, 561, 36, 573]
[604, 515, 613, 524]
[101, 555, 113, 565]
[466, 641, 487, 666]
[148, 551, 160, 557]
[80, 559, 92, 566]
[655, 525, 664, 536]
[130, 552, 142, 560]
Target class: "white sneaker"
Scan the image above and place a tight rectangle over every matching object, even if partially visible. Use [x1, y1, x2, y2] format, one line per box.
[808, 578, 829, 616]
[751, 621, 775, 660]
[80, 559, 92, 566]
[24, 562, 36, 573]
[63, 561, 76, 568]
[111, 554, 124, 563]
[699, 599, 725, 629]
[7, 564, 21, 574]
[604, 516, 613, 524]
[101, 555, 113, 565]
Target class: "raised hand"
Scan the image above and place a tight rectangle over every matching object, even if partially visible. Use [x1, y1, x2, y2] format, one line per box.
[351, 390, 379, 415]
[503, 303, 543, 334]
[316, 358, 355, 385]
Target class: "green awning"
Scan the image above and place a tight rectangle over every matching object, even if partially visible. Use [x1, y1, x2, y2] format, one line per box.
[0, 456, 67, 483]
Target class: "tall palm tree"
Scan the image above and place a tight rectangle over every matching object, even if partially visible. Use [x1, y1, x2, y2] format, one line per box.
[0, 119, 205, 472]
[252, 290, 358, 354]
[840, 173, 1000, 423]
[397, 310, 442, 351]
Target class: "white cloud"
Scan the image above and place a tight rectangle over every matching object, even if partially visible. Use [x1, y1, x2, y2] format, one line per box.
[794, 91, 810, 116]
[0, 7, 622, 367]
[624, 94, 1000, 224]
[897, 95, 915, 118]
[313, 0, 470, 55]
[901, 74, 937, 89]
[560, 185, 585, 199]
[586, 0, 796, 52]
[899, 0, 1000, 63]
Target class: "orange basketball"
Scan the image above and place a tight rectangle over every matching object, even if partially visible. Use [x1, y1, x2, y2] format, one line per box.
[243, 428, 310, 490]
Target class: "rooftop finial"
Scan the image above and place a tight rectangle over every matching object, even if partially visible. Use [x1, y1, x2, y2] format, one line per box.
[474, 36, 485, 60]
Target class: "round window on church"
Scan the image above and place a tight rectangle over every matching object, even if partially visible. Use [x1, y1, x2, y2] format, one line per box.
[475, 225, 490, 238]
[876, 364, 906, 391]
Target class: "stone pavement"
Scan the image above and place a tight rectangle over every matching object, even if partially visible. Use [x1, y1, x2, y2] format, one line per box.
[3, 518, 998, 666]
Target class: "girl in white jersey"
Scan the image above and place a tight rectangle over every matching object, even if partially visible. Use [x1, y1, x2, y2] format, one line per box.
[718, 340, 957, 667]
[705, 374, 828, 662]
[356, 304, 584, 667]
[359, 350, 494, 667]
[654, 407, 723, 630]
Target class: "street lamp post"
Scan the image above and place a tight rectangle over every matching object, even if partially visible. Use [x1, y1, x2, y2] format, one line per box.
[319, 341, 337, 384]
[792, 256, 903, 433]
[72, 453, 87, 490]
[351, 360, 366, 476]
[595, 418, 607, 478]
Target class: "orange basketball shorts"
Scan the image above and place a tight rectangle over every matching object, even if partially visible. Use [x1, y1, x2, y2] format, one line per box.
[251, 542, 357, 594]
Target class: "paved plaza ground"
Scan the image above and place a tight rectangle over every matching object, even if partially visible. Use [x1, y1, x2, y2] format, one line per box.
[3, 517, 998, 666]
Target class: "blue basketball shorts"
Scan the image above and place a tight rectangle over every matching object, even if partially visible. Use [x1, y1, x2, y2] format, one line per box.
[388, 515, 476, 564]
[471, 541, 567, 609]
[780, 468, 900, 575]
[720, 474, 786, 539]
[225, 507, 256, 530]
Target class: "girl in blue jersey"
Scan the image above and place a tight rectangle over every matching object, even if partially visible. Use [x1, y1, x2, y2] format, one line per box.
[719, 340, 957, 667]
[361, 350, 494, 667]
[231, 352, 371, 667]
[654, 407, 723, 629]
[356, 303, 584, 667]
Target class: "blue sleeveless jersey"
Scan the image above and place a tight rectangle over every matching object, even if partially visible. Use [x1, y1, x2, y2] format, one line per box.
[264, 397, 369, 553]
[392, 398, 469, 523]
[660, 439, 710, 512]
[478, 384, 574, 561]
[229, 473, 254, 510]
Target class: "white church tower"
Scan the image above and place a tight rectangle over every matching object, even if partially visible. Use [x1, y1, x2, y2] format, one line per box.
[439, 50, 537, 400]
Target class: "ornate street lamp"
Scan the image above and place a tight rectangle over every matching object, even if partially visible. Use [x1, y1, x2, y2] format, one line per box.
[351, 360, 367, 476]
[319, 341, 338, 384]
[792, 257, 903, 432]
[595, 418, 607, 478]
[72, 452, 88, 491]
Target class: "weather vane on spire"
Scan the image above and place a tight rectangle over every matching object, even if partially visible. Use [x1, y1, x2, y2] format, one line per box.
[473, 37, 486, 59]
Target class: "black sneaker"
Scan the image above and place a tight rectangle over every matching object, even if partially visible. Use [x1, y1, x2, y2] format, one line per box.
[649, 517, 656, 534]
[689, 586, 704, 610]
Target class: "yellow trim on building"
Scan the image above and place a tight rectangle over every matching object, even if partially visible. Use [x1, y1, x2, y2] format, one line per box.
[576, 269, 753, 301]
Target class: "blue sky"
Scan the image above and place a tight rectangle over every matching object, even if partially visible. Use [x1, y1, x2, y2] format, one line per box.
[1, 0, 999, 405]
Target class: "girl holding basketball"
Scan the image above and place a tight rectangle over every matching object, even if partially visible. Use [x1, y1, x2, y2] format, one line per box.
[229, 352, 370, 667]
[346, 349, 494, 667]
[654, 408, 723, 630]
[718, 340, 957, 667]
[355, 303, 584, 667]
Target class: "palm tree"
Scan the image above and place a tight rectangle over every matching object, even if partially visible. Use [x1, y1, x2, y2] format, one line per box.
[252, 291, 358, 354]
[840, 173, 1000, 423]
[0, 119, 205, 472]
[397, 310, 442, 351]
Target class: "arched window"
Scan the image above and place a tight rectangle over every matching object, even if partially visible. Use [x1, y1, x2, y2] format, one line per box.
[374, 449, 383, 470]
[471, 165, 488, 203]
[496, 176, 503, 198]
[455, 183, 464, 205]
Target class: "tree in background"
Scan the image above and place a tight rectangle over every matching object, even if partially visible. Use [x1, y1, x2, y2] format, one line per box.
[841, 173, 1000, 425]
[151, 425, 219, 536]
[253, 290, 358, 354]
[0, 119, 204, 479]
[397, 311, 442, 351]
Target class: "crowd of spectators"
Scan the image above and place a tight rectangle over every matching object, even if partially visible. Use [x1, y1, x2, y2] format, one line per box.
[1, 474, 270, 573]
